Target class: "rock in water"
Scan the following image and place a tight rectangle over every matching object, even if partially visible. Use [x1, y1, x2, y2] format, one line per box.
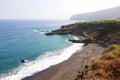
[21, 59, 25, 63]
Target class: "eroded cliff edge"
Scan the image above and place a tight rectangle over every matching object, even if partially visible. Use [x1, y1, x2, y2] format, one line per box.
[46, 19, 120, 45]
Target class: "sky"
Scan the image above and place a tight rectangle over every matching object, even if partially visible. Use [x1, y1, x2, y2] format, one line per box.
[0, 0, 120, 20]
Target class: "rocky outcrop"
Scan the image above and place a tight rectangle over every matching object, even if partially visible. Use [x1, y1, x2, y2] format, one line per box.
[46, 24, 75, 35]
[46, 19, 120, 45]
[68, 39, 96, 43]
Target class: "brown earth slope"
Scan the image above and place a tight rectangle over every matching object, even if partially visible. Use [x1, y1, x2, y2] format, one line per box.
[75, 45, 120, 80]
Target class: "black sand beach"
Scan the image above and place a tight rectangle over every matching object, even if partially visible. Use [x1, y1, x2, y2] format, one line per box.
[22, 43, 106, 80]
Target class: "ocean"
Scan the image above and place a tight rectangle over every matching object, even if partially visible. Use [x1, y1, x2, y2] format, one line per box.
[0, 20, 83, 80]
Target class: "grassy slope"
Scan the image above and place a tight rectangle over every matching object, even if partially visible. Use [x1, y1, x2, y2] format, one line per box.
[87, 45, 120, 80]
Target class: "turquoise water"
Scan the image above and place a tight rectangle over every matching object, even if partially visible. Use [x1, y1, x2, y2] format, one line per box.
[0, 20, 83, 80]
[0, 20, 73, 74]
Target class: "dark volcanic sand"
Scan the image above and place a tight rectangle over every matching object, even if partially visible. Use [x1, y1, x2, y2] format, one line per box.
[22, 43, 106, 80]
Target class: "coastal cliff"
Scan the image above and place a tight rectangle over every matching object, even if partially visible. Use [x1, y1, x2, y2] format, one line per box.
[46, 19, 120, 45]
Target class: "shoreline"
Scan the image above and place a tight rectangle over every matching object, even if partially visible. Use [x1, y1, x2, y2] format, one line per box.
[0, 36, 83, 80]
[22, 43, 106, 80]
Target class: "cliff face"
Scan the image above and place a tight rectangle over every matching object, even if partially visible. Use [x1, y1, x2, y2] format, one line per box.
[47, 20, 120, 44]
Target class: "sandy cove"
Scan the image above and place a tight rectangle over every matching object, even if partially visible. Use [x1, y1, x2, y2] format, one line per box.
[22, 43, 106, 80]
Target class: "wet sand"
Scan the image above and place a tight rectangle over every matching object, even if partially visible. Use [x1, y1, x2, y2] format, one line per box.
[22, 43, 106, 80]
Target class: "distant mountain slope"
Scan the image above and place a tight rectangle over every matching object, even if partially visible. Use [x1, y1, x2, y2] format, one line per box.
[71, 6, 120, 20]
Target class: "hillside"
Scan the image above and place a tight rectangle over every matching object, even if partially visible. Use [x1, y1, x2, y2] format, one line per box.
[46, 19, 120, 45]
[71, 6, 120, 20]
[86, 45, 120, 80]
[74, 44, 120, 80]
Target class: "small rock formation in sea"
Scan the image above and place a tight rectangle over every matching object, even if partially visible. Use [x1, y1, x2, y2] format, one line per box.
[20, 59, 26, 63]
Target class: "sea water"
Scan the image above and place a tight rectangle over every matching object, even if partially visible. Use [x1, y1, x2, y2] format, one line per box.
[0, 20, 83, 80]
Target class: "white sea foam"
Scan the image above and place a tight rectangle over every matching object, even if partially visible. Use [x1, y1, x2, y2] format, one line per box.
[33, 29, 39, 32]
[33, 29, 50, 34]
[0, 43, 83, 80]
[73, 36, 79, 40]
[68, 35, 79, 40]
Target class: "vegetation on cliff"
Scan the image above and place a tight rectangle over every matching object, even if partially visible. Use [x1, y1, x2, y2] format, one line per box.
[47, 19, 120, 45]
[87, 45, 120, 80]
[74, 45, 120, 80]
